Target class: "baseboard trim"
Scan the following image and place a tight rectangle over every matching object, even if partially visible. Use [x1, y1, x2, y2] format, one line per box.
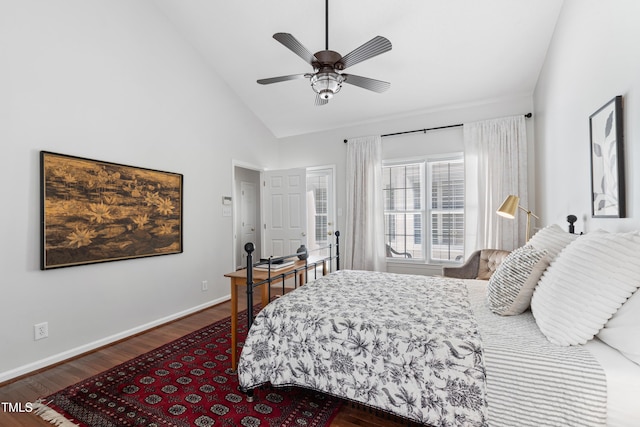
[0, 295, 230, 384]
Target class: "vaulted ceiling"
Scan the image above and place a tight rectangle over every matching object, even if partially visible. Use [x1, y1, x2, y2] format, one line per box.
[155, 0, 564, 138]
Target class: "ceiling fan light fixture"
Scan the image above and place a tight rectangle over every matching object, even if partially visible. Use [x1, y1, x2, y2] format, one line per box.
[310, 72, 344, 99]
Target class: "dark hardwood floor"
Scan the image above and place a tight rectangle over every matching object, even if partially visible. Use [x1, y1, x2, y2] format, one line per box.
[0, 285, 416, 427]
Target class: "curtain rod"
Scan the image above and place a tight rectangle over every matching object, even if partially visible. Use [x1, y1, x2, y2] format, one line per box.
[343, 112, 532, 143]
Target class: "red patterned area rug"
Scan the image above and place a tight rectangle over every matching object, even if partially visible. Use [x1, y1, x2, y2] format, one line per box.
[33, 308, 342, 427]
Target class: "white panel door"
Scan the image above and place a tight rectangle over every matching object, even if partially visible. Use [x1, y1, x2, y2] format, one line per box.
[262, 169, 307, 257]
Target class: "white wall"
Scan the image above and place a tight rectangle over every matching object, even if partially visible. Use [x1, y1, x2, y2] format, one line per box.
[534, 0, 640, 233]
[0, 1, 278, 381]
[277, 95, 534, 275]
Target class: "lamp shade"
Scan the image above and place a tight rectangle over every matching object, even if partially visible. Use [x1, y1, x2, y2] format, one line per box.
[497, 195, 519, 219]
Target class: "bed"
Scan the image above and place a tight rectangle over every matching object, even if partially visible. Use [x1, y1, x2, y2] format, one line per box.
[237, 225, 640, 426]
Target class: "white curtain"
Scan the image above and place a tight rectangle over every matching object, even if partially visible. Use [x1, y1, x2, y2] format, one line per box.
[345, 136, 386, 271]
[463, 115, 527, 254]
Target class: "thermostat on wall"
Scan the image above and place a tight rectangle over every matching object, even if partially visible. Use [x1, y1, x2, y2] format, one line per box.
[222, 196, 232, 205]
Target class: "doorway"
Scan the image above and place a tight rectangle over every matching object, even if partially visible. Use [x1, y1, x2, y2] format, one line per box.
[233, 164, 336, 269]
[234, 166, 261, 269]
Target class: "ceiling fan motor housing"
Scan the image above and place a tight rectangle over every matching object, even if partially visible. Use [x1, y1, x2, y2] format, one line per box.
[310, 50, 345, 99]
[313, 50, 344, 70]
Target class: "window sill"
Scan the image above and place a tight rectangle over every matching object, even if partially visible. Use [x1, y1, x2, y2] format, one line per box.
[385, 261, 444, 276]
[386, 258, 461, 267]
[385, 257, 421, 264]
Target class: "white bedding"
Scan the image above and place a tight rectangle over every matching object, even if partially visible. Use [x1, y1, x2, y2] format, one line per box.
[470, 278, 640, 427]
[238, 271, 627, 426]
[467, 280, 607, 427]
[584, 337, 640, 426]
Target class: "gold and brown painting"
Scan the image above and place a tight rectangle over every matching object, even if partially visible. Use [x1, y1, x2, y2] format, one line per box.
[40, 151, 183, 269]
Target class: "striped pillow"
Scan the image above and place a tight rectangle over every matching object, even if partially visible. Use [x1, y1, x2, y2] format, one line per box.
[531, 231, 640, 346]
[527, 224, 578, 260]
[487, 245, 550, 316]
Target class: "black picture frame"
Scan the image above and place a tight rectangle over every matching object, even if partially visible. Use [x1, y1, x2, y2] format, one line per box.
[40, 151, 183, 269]
[589, 96, 625, 218]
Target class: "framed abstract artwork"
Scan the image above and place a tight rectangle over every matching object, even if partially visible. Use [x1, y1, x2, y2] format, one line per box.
[40, 151, 183, 269]
[589, 96, 625, 218]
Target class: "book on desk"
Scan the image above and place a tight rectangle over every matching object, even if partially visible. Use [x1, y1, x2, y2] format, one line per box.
[254, 259, 296, 271]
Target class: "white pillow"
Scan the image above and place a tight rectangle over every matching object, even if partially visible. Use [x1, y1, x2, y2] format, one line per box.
[597, 288, 640, 365]
[487, 245, 550, 316]
[527, 224, 578, 260]
[531, 231, 640, 346]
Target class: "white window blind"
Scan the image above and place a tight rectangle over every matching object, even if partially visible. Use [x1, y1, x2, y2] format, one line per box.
[383, 154, 464, 263]
[307, 174, 328, 245]
[428, 158, 464, 262]
[383, 162, 425, 260]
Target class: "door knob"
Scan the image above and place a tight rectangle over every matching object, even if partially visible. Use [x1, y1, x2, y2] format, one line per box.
[327, 231, 333, 235]
[301, 232, 306, 236]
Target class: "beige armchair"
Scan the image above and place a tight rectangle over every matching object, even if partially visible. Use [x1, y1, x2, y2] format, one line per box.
[442, 249, 511, 280]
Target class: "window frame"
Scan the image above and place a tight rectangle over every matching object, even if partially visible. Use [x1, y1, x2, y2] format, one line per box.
[383, 153, 464, 265]
[383, 159, 426, 262]
[306, 165, 336, 256]
[426, 153, 465, 265]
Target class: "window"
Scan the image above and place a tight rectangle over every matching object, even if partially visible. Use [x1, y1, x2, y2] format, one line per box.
[428, 158, 464, 262]
[383, 162, 424, 259]
[383, 155, 464, 263]
[306, 167, 335, 257]
[307, 174, 328, 244]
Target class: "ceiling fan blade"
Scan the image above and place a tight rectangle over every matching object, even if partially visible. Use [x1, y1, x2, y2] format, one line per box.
[257, 74, 307, 85]
[343, 74, 390, 93]
[340, 36, 392, 69]
[315, 93, 328, 106]
[273, 33, 319, 65]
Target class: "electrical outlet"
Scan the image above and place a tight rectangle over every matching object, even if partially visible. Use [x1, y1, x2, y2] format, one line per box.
[34, 322, 48, 340]
[201, 280, 208, 291]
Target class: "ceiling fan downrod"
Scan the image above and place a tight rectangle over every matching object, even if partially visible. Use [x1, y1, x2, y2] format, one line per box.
[325, 0, 329, 51]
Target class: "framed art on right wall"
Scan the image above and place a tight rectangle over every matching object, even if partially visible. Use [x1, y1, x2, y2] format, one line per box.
[589, 95, 625, 218]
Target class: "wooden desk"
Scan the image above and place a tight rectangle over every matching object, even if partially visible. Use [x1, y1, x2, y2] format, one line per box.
[224, 260, 311, 371]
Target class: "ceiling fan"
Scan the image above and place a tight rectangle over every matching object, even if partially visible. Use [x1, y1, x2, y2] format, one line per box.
[257, 0, 392, 106]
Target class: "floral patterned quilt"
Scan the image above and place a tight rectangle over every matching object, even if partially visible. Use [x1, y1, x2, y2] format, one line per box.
[238, 270, 488, 426]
